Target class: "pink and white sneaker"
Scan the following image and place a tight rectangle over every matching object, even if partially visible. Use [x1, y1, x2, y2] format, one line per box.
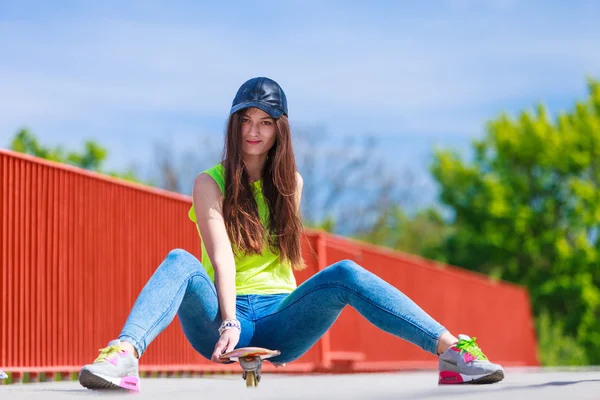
[79, 339, 140, 391]
[438, 334, 504, 384]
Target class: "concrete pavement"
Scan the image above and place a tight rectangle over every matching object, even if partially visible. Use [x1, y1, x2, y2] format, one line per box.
[1, 368, 599, 399]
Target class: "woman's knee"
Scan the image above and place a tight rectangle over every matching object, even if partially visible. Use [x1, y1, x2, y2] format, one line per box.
[324, 259, 365, 282]
[160, 248, 204, 276]
[167, 248, 195, 261]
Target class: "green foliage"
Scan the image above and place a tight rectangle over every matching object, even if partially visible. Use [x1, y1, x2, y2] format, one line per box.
[536, 310, 588, 366]
[356, 206, 451, 259]
[10, 129, 145, 184]
[431, 78, 600, 365]
[305, 217, 336, 233]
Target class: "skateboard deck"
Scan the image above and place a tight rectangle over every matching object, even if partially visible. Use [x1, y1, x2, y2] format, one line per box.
[219, 347, 281, 388]
[220, 346, 280, 361]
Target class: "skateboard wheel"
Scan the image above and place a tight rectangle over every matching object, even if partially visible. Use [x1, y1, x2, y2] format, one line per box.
[245, 371, 257, 388]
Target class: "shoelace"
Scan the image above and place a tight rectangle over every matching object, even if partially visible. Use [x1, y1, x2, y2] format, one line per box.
[456, 337, 488, 361]
[94, 345, 122, 363]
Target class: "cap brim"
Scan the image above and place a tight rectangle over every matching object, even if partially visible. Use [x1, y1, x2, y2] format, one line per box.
[230, 101, 284, 119]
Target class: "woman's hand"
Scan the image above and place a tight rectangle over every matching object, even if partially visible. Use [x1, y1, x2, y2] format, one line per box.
[211, 329, 240, 363]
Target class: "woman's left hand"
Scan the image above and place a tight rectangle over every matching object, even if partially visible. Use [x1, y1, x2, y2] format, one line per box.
[211, 329, 240, 363]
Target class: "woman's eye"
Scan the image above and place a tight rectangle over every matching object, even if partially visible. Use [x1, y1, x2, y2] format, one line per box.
[262, 121, 272, 125]
[242, 118, 249, 123]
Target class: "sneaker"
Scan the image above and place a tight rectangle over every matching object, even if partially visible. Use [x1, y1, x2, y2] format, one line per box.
[438, 334, 504, 384]
[78, 339, 140, 391]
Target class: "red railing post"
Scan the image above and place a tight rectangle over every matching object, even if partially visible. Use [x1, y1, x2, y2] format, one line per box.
[314, 232, 332, 371]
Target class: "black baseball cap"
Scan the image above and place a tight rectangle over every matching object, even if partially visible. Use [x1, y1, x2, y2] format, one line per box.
[230, 77, 288, 118]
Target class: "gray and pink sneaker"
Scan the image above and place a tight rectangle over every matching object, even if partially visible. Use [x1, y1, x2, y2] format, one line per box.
[438, 334, 504, 384]
[79, 339, 140, 391]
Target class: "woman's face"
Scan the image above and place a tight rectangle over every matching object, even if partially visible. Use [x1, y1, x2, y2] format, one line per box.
[240, 107, 277, 157]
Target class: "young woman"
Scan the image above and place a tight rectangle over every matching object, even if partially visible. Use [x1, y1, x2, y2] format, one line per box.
[79, 77, 504, 391]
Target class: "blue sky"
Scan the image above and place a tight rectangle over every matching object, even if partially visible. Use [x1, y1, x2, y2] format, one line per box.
[1, 0, 599, 203]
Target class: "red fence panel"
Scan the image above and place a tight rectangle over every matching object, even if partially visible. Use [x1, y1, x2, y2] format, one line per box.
[1, 150, 205, 374]
[0, 149, 538, 380]
[322, 234, 539, 370]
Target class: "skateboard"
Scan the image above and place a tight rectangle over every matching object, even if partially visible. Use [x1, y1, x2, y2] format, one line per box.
[219, 347, 280, 388]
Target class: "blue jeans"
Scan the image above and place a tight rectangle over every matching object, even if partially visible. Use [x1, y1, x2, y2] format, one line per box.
[119, 249, 447, 363]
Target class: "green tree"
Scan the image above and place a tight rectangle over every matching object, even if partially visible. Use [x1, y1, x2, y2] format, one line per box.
[430, 78, 600, 365]
[10, 129, 144, 184]
[356, 206, 451, 259]
[306, 216, 337, 233]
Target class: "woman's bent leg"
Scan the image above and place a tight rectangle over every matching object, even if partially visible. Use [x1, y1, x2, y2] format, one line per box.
[253, 259, 447, 363]
[81, 248, 228, 391]
[118, 248, 225, 358]
[118, 248, 256, 359]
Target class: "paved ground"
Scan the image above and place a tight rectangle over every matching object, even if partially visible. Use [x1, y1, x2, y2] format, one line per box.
[1, 368, 600, 399]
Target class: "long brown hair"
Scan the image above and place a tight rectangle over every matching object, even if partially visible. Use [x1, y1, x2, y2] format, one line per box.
[221, 110, 305, 270]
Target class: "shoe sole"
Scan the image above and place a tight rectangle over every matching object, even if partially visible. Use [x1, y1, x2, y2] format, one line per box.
[439, 369, 504, 384]
[79, 369, 135, 391]
[470, 370, 504, 384]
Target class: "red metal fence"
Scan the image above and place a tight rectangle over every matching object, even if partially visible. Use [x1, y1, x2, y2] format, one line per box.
[0, 149, 538, 381]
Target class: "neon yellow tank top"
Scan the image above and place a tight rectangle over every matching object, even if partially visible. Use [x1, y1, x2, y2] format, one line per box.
[188, 163, 297, 295]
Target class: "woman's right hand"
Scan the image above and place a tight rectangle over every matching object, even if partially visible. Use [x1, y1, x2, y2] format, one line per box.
[211, 329, 241, 363]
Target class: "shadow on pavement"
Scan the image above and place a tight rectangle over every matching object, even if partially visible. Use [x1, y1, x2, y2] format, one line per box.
[505, 379, 600, 389]
[403, 379, 600, 399]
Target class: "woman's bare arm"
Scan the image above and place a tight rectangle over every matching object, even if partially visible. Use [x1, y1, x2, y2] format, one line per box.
[192, 173, 237, 321]
[296, 172, 304, 212]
